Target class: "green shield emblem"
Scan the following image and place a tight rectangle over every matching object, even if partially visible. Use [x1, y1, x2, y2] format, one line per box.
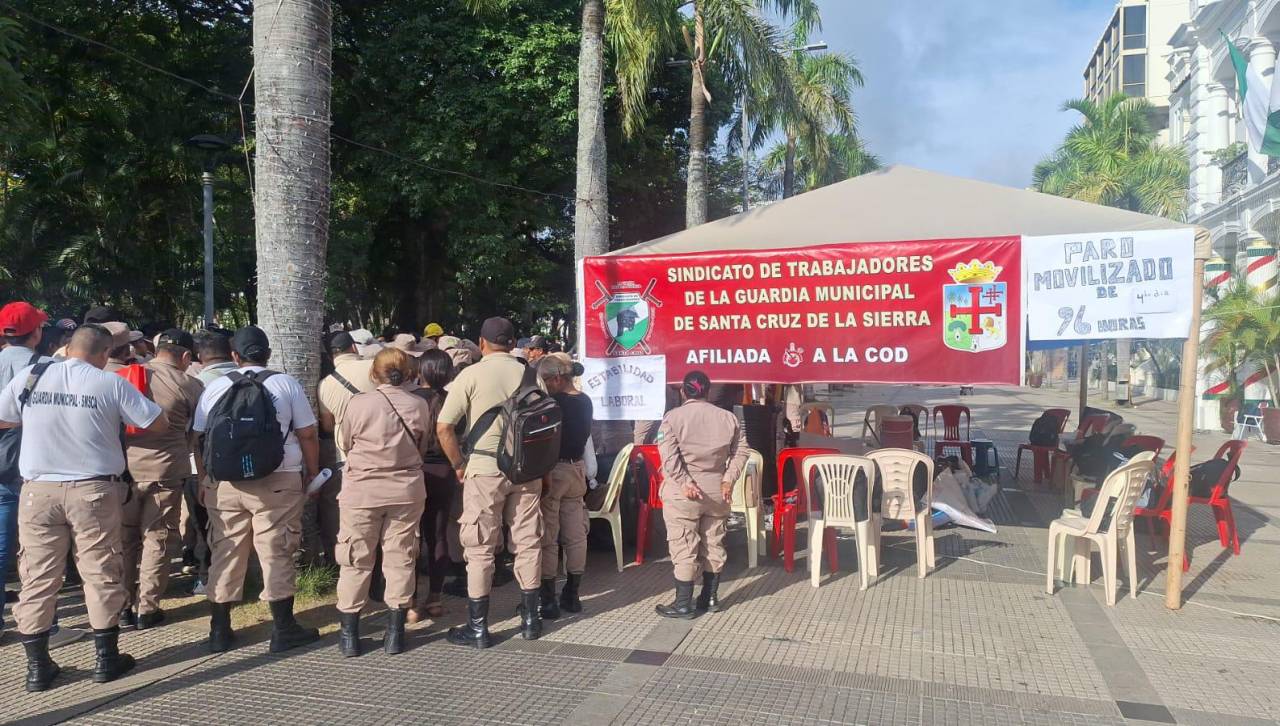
[604, 294, 651, 350]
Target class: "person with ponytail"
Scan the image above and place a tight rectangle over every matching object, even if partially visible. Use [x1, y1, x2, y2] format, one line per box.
[654, 370, 749, 620]
[406, 349, 457, 623]
[532, 353, 593, 618]
[333, 348, 432, 657]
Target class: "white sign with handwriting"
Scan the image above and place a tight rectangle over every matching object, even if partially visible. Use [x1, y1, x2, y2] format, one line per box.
[1023, 229, 1194, 341]
[580, 355, 667, 420]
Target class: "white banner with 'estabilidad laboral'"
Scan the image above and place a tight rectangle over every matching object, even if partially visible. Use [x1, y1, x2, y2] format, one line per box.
[580, 355, 667, 421]
[1023, 228, 1195, 341]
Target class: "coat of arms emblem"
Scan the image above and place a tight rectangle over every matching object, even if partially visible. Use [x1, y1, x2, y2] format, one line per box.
[591, 278, 662, 356]
[942, 260, 1007, 353]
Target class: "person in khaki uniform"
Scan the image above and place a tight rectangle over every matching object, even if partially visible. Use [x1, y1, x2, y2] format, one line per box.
[192, 326, 321, 655]
[0, 324, 167, 691]
[120, 329, 204, 630]
[333, 348, 431, 657]
[533, 354, 591, 619]
[317, 332, 375, 565]
[100, 322, 141, 373]
[437, 317, 543, 649]
[655, 370, 749, 620]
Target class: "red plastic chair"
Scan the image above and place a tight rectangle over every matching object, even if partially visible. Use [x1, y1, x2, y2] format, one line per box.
[631, 445, 663, 565]
[1014, 408, 1070, 485]
[932, 405, 973, 465]
[1162, 440, 1248, 571]
[1050, 413, 1110, 485]
[879, 416, 915, 450]
[773, 447, 838, 569]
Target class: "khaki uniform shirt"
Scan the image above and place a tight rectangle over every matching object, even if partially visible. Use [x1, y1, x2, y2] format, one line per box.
[125, 359, 204, 482]
[338, 384, 430, 508]
[438, 352, 526, 478]
[657, 399, 749, 500]
[319, 353, 375, 461]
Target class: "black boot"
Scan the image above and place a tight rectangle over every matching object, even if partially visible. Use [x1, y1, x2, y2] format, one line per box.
[119, 608, 137, 629]
[442, 562, 468, 598]
[338, 611, 361, 658]
[136, 609, 165, 630]
[268, 596, 320, 653]
[559, 573, 583, 614]
[20, 631, 61, 692]
[519, 588, 542, 640]
[538, 578, 561, 620]
[696, 571, 723, 613]
[208, 601, 235, 653]
[384, 608, 407, 655]
[655, 579, 699, 619]
[447, 597, 492, 649]
[91, 627, 136, 684]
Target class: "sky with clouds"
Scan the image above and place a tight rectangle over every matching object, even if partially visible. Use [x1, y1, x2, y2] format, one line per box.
[815, 0, 1118, 188]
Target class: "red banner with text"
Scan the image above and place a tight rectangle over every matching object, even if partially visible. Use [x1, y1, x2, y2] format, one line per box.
[582, 237, 1023, 385]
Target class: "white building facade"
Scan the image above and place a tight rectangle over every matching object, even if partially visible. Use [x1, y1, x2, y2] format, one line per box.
[1167, 0, 1280, 427]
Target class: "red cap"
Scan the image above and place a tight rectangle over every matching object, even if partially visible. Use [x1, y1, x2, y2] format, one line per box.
[0, 302, 48, 337]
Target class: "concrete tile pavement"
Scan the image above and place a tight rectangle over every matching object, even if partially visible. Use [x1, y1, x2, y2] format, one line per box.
[0, 383, 1277, 725]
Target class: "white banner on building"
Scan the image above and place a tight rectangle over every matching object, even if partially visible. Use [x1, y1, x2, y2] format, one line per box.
[580, 355, 667, 421]
[1023, 229, 1195, 341]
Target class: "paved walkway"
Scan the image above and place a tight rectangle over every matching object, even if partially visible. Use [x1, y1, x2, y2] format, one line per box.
[2, 384, 1278, 725]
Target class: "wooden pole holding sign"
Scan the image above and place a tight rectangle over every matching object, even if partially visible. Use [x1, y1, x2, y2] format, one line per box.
[1165, 253, 1208, 610]
[1077, 342, 1089, 422]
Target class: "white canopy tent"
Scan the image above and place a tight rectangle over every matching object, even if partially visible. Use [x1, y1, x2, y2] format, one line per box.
[599, 165, 1211, 609]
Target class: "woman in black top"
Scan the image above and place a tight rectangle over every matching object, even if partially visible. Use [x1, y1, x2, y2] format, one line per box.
[532, 354, 594, 618]
[407, 349, 456, 622]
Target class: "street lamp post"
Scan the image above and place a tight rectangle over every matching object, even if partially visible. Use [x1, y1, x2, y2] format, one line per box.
[186, 134, 231, 328]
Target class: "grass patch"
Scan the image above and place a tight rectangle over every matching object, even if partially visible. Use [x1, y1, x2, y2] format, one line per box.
[296, 564, 339, 600]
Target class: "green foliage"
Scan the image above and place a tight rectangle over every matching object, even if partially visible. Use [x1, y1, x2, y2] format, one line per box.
[0, 0, 761, 333]
[1204, 280, 1280, 402]
[295, 564, 339, 600]
[1033, 94, 1189, 220]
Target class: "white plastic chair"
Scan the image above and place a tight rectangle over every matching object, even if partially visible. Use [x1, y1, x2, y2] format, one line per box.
[860, 404, 898, 447]
[588, 443, 631, 572]
[803, 455, 877, 590]
[1232, 401, 1268, 441]
[866, 449, 936, 579]
[730, 448, 766, 569]
[1045, 451, 1155, 605]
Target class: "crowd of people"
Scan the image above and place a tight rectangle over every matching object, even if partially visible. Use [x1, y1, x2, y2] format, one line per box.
[0, 299, 750, 694]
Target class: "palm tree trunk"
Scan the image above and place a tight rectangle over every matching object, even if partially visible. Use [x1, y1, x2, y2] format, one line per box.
[253, 0, 331, 406]
[574, 0, 608, 258]
[685, 3, 708, 228]
[783, 134, 797, 199]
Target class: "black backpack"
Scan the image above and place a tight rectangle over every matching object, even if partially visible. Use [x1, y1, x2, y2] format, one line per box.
[1188, 458, 1241, 498]
[466, 365, 562, 482]
[203, 370, 288, 481]
[1028, 413, 1061, 447]
[0, 356, 50, 483]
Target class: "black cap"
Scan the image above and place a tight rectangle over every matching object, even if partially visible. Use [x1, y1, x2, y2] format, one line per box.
[232, 325, 271, 359]
[157, 328, 195, 351]
[480, 317, 516, 347]
[83, 305, 120, 325]
[528, 335, 550, 351]
[329, 331, 355, 352]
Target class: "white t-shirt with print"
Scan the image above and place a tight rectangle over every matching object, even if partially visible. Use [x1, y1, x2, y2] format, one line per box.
[0, 358, 163, 482]
[192, 366, 317, 473]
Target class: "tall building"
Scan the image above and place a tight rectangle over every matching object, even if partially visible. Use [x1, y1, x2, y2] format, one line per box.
[1083, 0, 1189, 144]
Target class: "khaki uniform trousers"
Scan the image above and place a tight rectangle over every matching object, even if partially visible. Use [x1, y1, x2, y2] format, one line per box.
[14, 479, 128, 634]
[336, 501, 424, 613]
[122, 479, 183, 615]
[204, 470, 304, 604]
[459, 472, 542, 596]
[661, 493, 729, 582]
[541, 461, 588, 579]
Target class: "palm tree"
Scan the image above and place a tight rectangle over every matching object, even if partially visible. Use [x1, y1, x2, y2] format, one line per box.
[745, 31, 863, 199]
[759, 129, 879, 196]
[254, 0, 332, 403]
[575, 0, 609, 258]
[1033, 94, 1189, 219]
[1204, 281, 1280, 404]
[611, 0, 817, 227]
[1034, 93, 1189, 397]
